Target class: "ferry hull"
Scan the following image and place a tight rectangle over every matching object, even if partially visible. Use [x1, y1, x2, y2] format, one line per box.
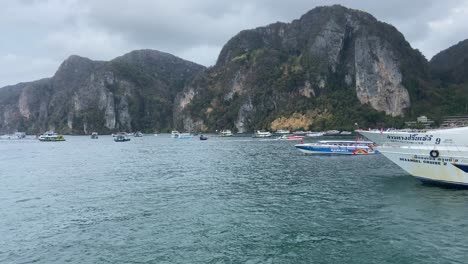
[378, 146, 468, 186]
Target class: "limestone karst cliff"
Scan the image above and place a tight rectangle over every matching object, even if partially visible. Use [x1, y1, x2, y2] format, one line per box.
[1, 5, 465, 134]
[0, 50, 205, 134]
[175, 5, 429, 132]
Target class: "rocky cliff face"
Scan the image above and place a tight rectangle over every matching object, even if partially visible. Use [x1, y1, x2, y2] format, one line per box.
[175, 5, 428, 132]
[0, 50, 205, 134]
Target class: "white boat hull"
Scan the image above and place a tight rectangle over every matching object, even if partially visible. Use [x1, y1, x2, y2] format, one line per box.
[378, 145, 468, 186]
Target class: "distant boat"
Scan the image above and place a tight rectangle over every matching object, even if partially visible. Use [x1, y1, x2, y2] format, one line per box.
[171, 131, 180, 138]
[277, 135, 304, 141]
[340, 131, 352, 135]
[0, 132, 26, 140]
[220, 130, 233, 137]
[91, 132, 98, 139]
[175, 133, 193, 139]
[200, 134, 208, 140]
[325, 130, 341, 136]
[293, 131, 306, 135]
[253, 130, 272, 138]
[275, 129, 290, 134]
[295, 140, 378, 155]
[114, 133, 131, 142]
[38, 131, 65, 142]
[134, 131, 143, 137]
[305, 132, 325, 137]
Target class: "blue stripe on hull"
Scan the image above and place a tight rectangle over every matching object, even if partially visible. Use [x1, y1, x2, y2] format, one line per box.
[414, 176, 468, 188]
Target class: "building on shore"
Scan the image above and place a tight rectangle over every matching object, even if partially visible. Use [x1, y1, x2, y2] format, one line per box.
[440, 116, 468, 128]
[405, 115, 434, 129]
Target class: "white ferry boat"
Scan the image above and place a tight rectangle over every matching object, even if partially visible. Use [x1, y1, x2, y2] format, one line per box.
[253, 130, 272, 138]
[220, 130, 233, 137]
[377, 144, 468, 187]
[357, 126, 468, 146]
[38, 131, 65, 142]
[358, 126, 468, 186]
[295, 140, 378, 155]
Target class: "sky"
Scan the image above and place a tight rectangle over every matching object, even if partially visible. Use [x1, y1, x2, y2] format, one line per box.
[1, 0, 468, 87]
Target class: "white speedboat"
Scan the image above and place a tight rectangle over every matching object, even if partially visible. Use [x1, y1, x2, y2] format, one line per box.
[295, 140, 378, 155]
[171, 131, 180, 138]
[277, 135, 304, 141]
[275, 129, 290, 134]
[38, 131, 65, 142]
[175, 133, 193, 139]
[253, 130, 272, 138]
[220, 130, 233, 137]
[0, 132, 26, 140]
[357, 126, 468, 146]
[305, 132, 325, 137]
[325, 130, 341, 135]
[91, 132, 98, 139]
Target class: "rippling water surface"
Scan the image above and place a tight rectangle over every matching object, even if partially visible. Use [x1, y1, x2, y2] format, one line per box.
[1, 135, 468, 263]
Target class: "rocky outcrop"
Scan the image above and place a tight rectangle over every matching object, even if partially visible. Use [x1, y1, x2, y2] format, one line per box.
[174, 5, 428, 131]
[0, 50, 205, 134]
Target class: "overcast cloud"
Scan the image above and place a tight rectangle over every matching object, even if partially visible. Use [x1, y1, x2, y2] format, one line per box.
[1, 0, 468, 87]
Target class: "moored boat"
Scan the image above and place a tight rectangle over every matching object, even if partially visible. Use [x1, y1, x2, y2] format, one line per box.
[275, 129, 291, 134]
[305, 132, 325, 137]
[200, 134, 208, 140]
[357, 126, 468, 146]
[277, 135, 304, 141]
[91, 132, 98, 139]
[325, 130, 341, 136]
[220, 130, 233, 137]
[175, 133, 193, 139]
[253, 130, 272, 138]
[134, 131, 143, 137]
[114, 133, 131, 142]
[171, 131, 180, 138]
[376, 144, 468, 187]
[38, 131, 65, 142]
[295, 140, 378, 155]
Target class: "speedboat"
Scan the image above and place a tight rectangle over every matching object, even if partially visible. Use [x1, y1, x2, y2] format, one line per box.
[91, 132, 98, 139]
[220, 130, 233, 137]
[253, 130, 272, 138]
[175, 133, 193, 139]
[295, 140, 378, 155]
[134, 131, 143, 137]
[200, 134, 208, 140]
[340, 131, 352, 135]
[1, 132, 26, 140]
[293, 131, 306, 135]
[357, 126, 468, 146]
[276, 129, 291, 134]
[305, 132, 325, 137]
[277, 135, 304, 141]
[171, 131, 180, 138]
[38, 131, 65, 142]
[114, 133, 130, 142]
[325, 130, 341, 136]
[357, 127, 468, 186]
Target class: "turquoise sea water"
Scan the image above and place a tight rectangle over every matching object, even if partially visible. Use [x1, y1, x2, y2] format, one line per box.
[1, 135, 468, 263]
